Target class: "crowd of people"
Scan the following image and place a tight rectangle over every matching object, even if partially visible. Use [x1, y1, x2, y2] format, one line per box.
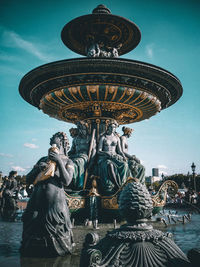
[0, 171, 29, 219]
[166, 188, 200, 206]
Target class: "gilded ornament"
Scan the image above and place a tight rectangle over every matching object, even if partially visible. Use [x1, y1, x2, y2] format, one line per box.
[71, 87, 78, 94]
[54, 90, 63, 97]
[108, 86, 117, 94]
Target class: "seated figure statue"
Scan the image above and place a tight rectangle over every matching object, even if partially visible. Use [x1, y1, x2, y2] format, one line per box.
[120, 126, 145, 184]
[68, 121, 96, 191]
[20, 132, 74, 257]
[97, 120, 130, 195]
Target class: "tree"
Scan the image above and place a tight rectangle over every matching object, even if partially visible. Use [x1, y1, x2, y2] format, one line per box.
[165, 173, 200, 192]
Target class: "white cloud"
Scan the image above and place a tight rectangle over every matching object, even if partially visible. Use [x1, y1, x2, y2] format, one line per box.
[24, 143, 39, 149]
[157, 164, 167, 169]
[11, 166, 26, 172]
[0, 153, 13, 158]
[0, 51, 19, 62]
[145, 44, 154, 59]
[2, 29, 55, 62]
[31, 138, 37, 141]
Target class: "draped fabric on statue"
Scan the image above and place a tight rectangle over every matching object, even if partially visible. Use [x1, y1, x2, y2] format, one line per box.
[98, 154, 130, 195]
[70, 153, 88, 190]
[21, 158, 73, 257]
[128, 159, 146, 184]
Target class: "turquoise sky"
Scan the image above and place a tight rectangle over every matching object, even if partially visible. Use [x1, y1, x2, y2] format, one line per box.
[0, 0, 200, 177]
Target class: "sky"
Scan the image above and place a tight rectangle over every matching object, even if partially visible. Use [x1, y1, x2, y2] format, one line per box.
[0, 0, 200, 177]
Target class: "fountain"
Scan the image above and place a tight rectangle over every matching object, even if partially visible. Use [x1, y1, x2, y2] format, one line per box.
[18, 4, 186, 261]
[19, 5, 182, 223]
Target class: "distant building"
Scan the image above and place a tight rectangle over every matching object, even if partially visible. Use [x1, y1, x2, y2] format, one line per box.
[151, 176, 161, 183]
[152, 168, 159, 177]
[145, 168, 161, 185]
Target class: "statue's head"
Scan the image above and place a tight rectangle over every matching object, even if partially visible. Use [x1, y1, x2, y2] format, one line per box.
[76, 121, 88, 136]
[69, 127, 79, 138]
[119, 180, 153, 224]
[50, 132, 70, 154]
[8, 171, 17, 178]
[107, 120, 119, 134]
[122, 126, 133, 137]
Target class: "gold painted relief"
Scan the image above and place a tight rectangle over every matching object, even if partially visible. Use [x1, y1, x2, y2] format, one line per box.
[68, 87, 81, 102]
[77, 86, 85, 101]
[62, 89, 75, 103]
[110, 86, 118, 101]
[104, 85, 109, 100]
[66, 196, 85, 209]
[40, 84, 161, 124]
[101, 197, 119, 210]
[86, 85, 93, 101]
[117, 87, 127, 102]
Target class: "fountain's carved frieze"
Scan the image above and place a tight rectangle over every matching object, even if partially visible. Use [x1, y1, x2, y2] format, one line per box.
[39, 84, 161, 124]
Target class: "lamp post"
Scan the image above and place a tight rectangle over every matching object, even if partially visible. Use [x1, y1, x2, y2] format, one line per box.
[191, 162, 196, 192]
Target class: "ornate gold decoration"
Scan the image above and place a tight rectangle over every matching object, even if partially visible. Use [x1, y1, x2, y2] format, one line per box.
[104, 85, 109, 100]
[71, 87, 78, 94]
[126, 88, 134, 96]
[151, 180, 178, 207]
[40, 84, 161, 124]
[92, 103, 101, 116]
[88, 85, 99, 93]
[69, 87, 81, 102]
[65, 193, 85, 209]
[109, 86, 116, 94]
[102, 196, 118, 209]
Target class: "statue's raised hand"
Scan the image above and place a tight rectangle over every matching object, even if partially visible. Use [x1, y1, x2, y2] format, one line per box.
[49, 151, 62, 163]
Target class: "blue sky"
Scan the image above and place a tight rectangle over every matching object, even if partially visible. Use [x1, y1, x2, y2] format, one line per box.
[0, 0, 200, 177]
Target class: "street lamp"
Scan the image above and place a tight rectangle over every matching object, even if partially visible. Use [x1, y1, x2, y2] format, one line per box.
[191, 162, 196, 192]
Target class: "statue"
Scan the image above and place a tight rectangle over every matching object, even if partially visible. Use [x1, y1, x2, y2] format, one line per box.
[20, 132, 75, 257]
[86, 43, 100, 58]
[86, 42, 121, 58]
[80, 180, 190, 267]
[97, 120, 130, 195]
[68, 121, 96, 191]
[121, 126, 145, 184]
[0, 171, 18, 220]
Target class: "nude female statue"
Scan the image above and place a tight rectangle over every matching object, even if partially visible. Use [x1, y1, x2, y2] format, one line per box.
[20, 132, 75, 257]
[120, 126, 145, 184]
